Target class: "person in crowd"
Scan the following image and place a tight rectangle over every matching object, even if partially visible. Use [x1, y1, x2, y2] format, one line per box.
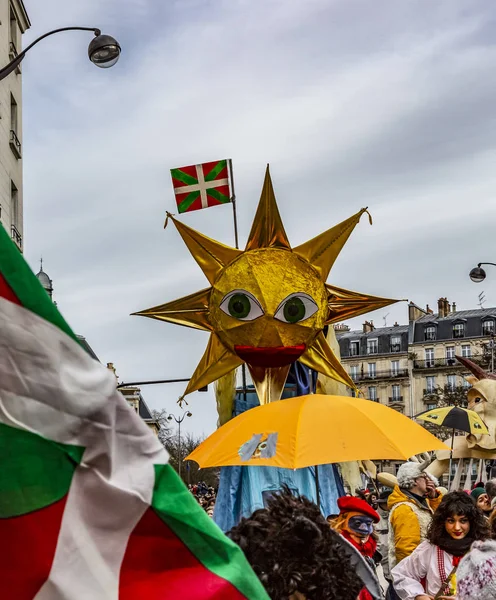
[486, 478, 496, 503]
[388, 462, 443, 570]
[330, 496, 381, 600]
[391, 491, 490, 599]
[227, 485, 379, 600]
[457, 539, 496, 600]
[471, 487, 493, 517]
[367, 492, 379, 511]
[377, 490, 392, 583]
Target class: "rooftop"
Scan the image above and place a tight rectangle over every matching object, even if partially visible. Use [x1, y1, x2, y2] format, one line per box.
[337, 324, 409, 339]
[415, 307, 496, 324]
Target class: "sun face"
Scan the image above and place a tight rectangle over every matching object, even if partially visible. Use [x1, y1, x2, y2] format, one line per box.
[134, 167, 399, 405]
[210, 249, 328, 366]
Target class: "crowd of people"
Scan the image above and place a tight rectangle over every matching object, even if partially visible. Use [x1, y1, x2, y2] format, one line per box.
[188, 481, 217, 517]
[223, 462, 496, 599]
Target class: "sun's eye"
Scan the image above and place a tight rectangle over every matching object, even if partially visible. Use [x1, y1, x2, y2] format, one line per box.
[220, 290, 264, 321]
[274, 293, 319, 324]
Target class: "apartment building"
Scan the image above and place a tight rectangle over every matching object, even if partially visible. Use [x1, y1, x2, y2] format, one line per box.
[0, 0, 30, 251]
[337, 298, 495, 418]
[409, 298, 494, 416]
[338, 320, 410, 413]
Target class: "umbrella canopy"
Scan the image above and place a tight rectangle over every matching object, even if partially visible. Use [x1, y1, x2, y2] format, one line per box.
[187, 394, 449, 469]
[417, 406, 489, 436]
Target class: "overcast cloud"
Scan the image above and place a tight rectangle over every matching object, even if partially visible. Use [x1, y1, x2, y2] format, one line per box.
[21, 0, 496, 437]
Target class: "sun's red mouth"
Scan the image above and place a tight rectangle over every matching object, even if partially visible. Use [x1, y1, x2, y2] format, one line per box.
[234, 344, 306, 367]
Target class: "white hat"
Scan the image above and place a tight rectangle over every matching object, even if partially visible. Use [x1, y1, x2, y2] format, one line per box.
[457, 540, 496, 600]
[396, 461, 438, 489]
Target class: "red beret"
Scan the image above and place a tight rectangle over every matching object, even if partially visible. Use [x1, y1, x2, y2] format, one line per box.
[337, 496, 380, 523]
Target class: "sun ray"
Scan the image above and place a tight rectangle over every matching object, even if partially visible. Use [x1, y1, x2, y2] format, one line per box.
[132, 287, 212, 331]
[299, 332, 356, 390]
[183, 334, 243, 396]
[247, 364, 291, 405]
[245, 166, 291, 251]
[326, 284, 401, 324]
[293, 208, 371, 280]
[166, 213, 242, 285]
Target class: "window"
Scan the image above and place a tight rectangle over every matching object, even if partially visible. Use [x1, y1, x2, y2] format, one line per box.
[10, 7, 18, 49]
[367, 338, 378, 354]
[350, 365, 358, 381]
[427, 402, 437, 410]
[367, 363, 376, 378]
[426, 376, 436, 393]
[461, 344, 471, 358]
[390, 335, 401, 352]
[446, 346, 455, 365]
[391, 384, 401, 400]
[425, 326, 436, 341]
[447, 375, 456, 391]
[453, 323, 465, 338]
[11, 181, 18, 227]
[482, 320, 495, 336]
[462, 377, 471, 389]
[368, 386, 377, 401]
[350, 341, 360, 356]
[10, 94, 17, 133]
[391, 360, 399, 376]
[425, 348, 434, 367]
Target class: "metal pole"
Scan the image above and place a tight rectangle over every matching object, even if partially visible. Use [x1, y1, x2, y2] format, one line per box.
[491, 334, 495, 374]
[178, 417, 182, 479]
[0, 27, 101, 81]
[227, 158, 247, 401]
[315, 464, 320, 510]
[448, 427, 455, 489]
[228, 158, 239, 250]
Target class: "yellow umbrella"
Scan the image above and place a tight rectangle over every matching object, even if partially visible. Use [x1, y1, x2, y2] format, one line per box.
[187, 394, 449, 469]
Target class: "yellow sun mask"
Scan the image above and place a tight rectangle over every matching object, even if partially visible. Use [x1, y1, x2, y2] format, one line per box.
[134, 167, 399, 405]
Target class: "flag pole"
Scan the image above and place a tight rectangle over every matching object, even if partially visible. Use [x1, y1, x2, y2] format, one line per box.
[228, 159, 239, 250]
[228, 158, 247, 401]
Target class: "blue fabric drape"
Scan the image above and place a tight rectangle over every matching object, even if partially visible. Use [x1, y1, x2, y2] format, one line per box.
[214, 363, 344, 532]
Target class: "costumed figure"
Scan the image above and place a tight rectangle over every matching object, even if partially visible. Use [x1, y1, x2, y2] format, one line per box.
[330, 496, 381, 600]
[392, 491, 490, 600]
[135, 166, 399, 528]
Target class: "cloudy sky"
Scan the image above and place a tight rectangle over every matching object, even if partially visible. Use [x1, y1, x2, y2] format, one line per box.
[22, 0, 496, 437]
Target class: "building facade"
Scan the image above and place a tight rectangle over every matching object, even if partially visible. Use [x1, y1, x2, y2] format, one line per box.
[338, 320, 411, 414]
[337, 298, 495, 418]
[0, 0, 30, 251]
[409, 298, 494, 416]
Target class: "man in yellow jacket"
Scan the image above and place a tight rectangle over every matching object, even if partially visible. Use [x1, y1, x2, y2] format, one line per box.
[387, 462, 443, 568]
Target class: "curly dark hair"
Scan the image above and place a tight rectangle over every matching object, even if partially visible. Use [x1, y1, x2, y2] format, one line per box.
[427, 491, 490, 546]
[490, 508, 496, 540]
[227, 486, 364, 600]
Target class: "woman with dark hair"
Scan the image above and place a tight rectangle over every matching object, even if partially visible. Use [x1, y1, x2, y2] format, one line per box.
[391, 491, 490, 599]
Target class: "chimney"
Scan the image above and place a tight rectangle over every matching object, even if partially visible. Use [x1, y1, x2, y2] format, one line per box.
[438, 298, 446, 318]
[452, 302, 457, 312]
[426, 304, 434, 315]
[394, 321, 399, 327]
[409, 301, 428, 322]
[444, 298, 451, 315]
[363, 320, 374, 333]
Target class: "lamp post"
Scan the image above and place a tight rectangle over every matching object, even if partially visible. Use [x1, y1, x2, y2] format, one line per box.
[167, 410, 192, 479]
[469, 262, 496, 283]
[0, 27, 121, 81]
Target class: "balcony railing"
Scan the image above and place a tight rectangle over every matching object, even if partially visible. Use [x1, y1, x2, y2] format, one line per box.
[10, 130, 21, 158]
[389, 396, 404, 403]
[11, 224, 22, 249]
[414, 358, 463, 369]
[351, 368, 409, 382]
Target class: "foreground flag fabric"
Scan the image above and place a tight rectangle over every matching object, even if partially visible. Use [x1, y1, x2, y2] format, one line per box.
[0, 226, 268, 600]
[171, 159, 231, 213]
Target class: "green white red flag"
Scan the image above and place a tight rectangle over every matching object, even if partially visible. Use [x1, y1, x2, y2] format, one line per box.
[0, 225, 268, 600]
[171, 159, 231, 213]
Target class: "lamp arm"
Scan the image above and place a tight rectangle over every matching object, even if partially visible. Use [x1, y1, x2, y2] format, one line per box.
[478, 262, 496, 268]
[0, 26, 101, 81]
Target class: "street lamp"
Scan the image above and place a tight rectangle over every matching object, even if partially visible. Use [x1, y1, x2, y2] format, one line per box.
[167, 410, 192, 479]
[0, 27, 121, 81]
[469, 262, 496, 283]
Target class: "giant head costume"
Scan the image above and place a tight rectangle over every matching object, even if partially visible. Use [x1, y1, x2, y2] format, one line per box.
[135, 167, 398, 404]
